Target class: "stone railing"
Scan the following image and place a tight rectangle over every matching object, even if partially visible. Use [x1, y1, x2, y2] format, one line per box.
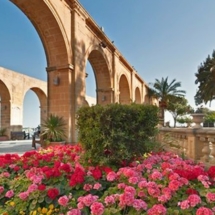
[157, 127, 215, 168]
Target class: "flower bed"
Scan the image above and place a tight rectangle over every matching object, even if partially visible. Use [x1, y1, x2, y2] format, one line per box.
[0, 145, 215, 215]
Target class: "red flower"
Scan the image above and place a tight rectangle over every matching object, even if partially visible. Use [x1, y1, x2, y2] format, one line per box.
[38, 184, 46, 191]
[47, 188, 59, 199]
[69, 167, 85, 187]
[101, 166, 113, 174]
[91, 167, 102, 180]
[13, 166, 20, 172]
[60, 163, 71, 173]
[186, 188, 199, 195]
[208, 166, 215, 178]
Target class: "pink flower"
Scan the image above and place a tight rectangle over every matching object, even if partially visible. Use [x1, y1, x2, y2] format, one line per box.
[133, 199, 147, 211]
[138, 191, 145, 198]
[83, 184, 93, 191]
[147, 204, 167, 215]
[150, 171, 163, 180]
[178, 200, 190, 210]
[2, 172, 10, 177]
[128, 176, 139, 184]
[187, 194, 201, 207]
[206, 192, 215, 203]
[18, 191, 29, 200]
[106, 171, 117, 181]
[5, 190, 14, 198]
[90, 202, 104, 215]
[93, 183, 101, 190]
[168, 180, 181, 191]
[0, 186, 4, 194]
[124, 186, 136, 196]
[79, 194, 98, 207]
[158, 195, 168, 203]
[27, 184, 38, 193]
[104, 195, 115, 206]
[147, 182, 160, 197]
[196, 207, 214, 215]
[58, 195, 69, 206]
[66, 209, 82, 215]
[119, 191, 135, 207]
[118, 183, 126, 189]
[138, 180, 148, 189]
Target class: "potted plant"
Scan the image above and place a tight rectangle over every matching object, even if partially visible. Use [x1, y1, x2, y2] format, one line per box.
[0, 127, 9, 141]
[189, 106, 206, 128]
[41, 114, 66, 147]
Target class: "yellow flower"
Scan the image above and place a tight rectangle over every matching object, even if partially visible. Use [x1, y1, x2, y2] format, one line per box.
[49, 204, 54, 210]
[47, 210, 53, 215]
[31, 210, 37, 215]
[37, 207, 41, 212]
[41, 207, 48, 214]
[9, 201, 15, 207]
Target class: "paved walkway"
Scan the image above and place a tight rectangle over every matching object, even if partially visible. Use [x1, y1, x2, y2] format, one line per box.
[0, 139, 40, 156]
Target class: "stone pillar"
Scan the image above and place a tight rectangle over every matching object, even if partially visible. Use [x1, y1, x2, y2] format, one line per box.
[46, 64, 74, 143]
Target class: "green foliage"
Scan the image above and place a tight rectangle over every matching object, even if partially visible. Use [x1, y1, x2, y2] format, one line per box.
[195, 50, 215, 105]
[151, 77, 186, 104]
[167, 96, 190, 127]
[176, 116, 192, 124]
[41, 114, 66, 142]
[204, 111, 215, 123]
[76, 103, 159, 168]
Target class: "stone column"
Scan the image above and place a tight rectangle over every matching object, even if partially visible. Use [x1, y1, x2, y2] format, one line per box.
[46, 64, 74, 143]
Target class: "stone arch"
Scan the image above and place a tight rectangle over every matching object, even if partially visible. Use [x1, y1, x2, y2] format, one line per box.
[23, 87, 48, 125]
[86, 47, 112, 105]
[119, 74, 130, 104]
[135, 87, 141, 104]
[0, 81, 11, 136]
[11, 0, 72, 66]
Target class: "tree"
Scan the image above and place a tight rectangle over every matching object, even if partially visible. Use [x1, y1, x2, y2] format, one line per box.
[195, 50, 215, 106]
[150, 77, 186, 125]
[152, 77, 186, 103]
[167, 96, 190, 127]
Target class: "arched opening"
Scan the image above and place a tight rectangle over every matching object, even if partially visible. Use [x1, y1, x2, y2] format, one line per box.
[0, 81, 11, 137]
[0, 1, 48, 135]
[119, 75, 130, 104]
[23, 88, 47, 137]
[85, 61, 97, 106]
[87, 50, 111, 105]
[135, 87, 141, 104]
[23, 91, 40, 137]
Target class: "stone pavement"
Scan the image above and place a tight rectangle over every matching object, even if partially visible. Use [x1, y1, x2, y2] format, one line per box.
[0, 139, 40, 156]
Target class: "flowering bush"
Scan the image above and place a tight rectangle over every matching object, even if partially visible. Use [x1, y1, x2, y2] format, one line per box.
[0, 144, 215, 214]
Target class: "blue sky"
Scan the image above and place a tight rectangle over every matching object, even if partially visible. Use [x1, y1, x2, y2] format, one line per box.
[1, 0, 215, 127]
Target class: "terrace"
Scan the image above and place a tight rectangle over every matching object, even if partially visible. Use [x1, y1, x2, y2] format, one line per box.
[158, 119, 215, 168]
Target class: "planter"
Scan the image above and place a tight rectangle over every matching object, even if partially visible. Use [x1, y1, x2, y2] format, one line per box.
[191, 113, 205, 128]
[0, 136, 9, 141]
[42, 141, 66, 148]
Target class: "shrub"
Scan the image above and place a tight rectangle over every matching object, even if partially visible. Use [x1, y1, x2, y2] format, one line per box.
[76, 103, 159, 168]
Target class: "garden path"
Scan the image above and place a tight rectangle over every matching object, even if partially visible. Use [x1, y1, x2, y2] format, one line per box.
[0, 140, 38, 155]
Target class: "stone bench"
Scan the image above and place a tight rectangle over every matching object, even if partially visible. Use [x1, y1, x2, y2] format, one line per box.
[11, 131, 26, 140]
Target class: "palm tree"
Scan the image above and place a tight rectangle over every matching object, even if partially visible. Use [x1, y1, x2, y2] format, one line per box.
[151, 77, 186, 126]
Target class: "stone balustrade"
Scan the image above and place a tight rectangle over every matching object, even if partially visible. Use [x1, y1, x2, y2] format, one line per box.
[157, 127, 215, 168]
